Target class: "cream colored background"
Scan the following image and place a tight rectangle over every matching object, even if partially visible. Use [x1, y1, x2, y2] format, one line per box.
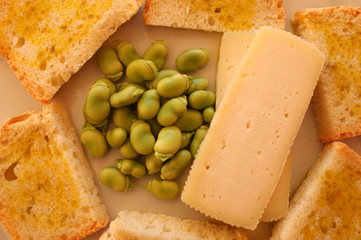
[1, 0, 361, 239]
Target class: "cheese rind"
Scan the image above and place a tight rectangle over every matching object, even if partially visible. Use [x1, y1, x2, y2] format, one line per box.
[181, 27, 325, 230]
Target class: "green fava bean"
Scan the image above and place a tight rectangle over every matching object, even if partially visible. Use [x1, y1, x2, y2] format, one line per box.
[145, 179, 179, 200]
[110, 83, 145, 108]
[188, 90, 216, 110]
[186, 77, 209, 94]
[145, 152, 163, 174]
[146, 118, 162, 136]
[112, 107, 137, 133]
[157, 96, 187, 126]
[143, 40, 168, 70]
[154, 126, 182, 161]
[147, 69, 179, 89]
[120, 139, 139, 159]
[99, 167, 134, 192]
[130, 120, 155, 155]
[160, 150, 192, 180]
[174, 109, 203, 132]
[97, 47, 124, 81]
[84, 82, 111, 123]
[137, 89, 160, 120]
[116, 41, 140, 67]
[106, 128, 127, 148]
[126, 59, 158, 83]
[156, 73, 191, 98]
[190, 125, 208, 157]
[175, 48, 210, 73]
[203, 106, 215, 123]
[80, 125, 108, 158]
[93, 78, 117, 95]
[181, 131, 194, 149]
[116, 159, 147, 178]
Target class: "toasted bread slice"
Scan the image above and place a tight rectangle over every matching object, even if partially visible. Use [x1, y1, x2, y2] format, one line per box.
[0, 101, 109, 240]
[0, 0, 143, 103]
[143, 0, 285, 32]
[271, 141, 361, 239]
[293, 5, 361, 143]
[99, 210, 248, 240]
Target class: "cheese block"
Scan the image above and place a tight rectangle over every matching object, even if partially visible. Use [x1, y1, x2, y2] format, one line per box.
[216, 30, 291, 222]
[181, 27, 325, 230]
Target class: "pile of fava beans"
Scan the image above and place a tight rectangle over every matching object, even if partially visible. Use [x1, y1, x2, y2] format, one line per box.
[80, 40, 216, 200]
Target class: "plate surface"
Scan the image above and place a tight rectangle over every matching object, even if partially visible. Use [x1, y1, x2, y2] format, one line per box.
[1, 0, 361, 239]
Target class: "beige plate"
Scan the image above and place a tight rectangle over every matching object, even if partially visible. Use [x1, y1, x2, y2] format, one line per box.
[1, 0, 361, 239]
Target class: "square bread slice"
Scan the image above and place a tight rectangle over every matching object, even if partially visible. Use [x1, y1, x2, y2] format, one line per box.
[293, 5, 361, 143]
[143, 0, 285, 32]
[271, 141, 361, 239]
[99, 210, 248, 240]
[0, 101, 109, 240]
[0, 0, 143, 103]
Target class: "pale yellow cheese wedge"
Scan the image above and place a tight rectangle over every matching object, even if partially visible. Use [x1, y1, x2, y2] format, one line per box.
[181, 27, 325, 230]
[216, 31, 292, 222]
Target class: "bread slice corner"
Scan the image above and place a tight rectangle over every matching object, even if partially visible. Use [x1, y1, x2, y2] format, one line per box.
[0, 0, 143, 103]
[271, 141, 361, 239]
[0, 101, 109, 240]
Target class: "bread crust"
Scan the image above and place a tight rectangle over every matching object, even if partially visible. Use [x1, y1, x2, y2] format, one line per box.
[293, 5, 361, 143]
[143, 0, 285, 32]
[99, 210, 248, 240]
[0, 0, 143, 103]
[0, 101, 109, 240]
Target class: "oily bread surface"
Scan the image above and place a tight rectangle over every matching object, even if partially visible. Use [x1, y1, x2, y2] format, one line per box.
[99, 210, 248, 240]
[271, 141, 361, 239]
[143, 0, 285, 32]
[0, 0, 143, 103]
[293, 5, 361, 143]
[0, 102, 109, 240]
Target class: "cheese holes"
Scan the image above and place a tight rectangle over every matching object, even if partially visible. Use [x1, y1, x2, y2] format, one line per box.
[14, 36, 25, 48]
[4, 162, 18, 181]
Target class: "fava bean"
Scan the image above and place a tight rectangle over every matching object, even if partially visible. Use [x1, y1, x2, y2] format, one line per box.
[106, 128, 127, 148]
[203, 106, 215, 123]
[84, 82, 111, 124]
[188, 90, 215, 110]
[175, 48, 210, 73]
[116, 159, 147, 178]
[110, 83, 145, 108]
[190, 125, 208, 157]
[143, 40, 168, 70]
[160, 150, 192, 180]
[99, 166, 134, 192]
[137, 89, 160, 120]
[116, 41, 140, 67]
[146, 69, 179, 89]
[120, 139, 139, 159]
[112, 107, 138, 133]
[157, 96, 187, 126]
[181, 131, 194, 149]
[145, 179, 179, 200]
[130, 120, 155, 155]
[126, 59, 158, 83]
[145, 152, 163, 175]
[97, 47, 124, 81]
[185, 77, 209, 94]
[154, 126, 182, 161]
[80, 124, 108, 157]
[94, 78, 117, 95]
[174, 109, 203, 132]
[156, 73, 191, 98]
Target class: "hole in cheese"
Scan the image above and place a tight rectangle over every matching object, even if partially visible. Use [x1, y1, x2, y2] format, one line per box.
[14, 36, 25, 48]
